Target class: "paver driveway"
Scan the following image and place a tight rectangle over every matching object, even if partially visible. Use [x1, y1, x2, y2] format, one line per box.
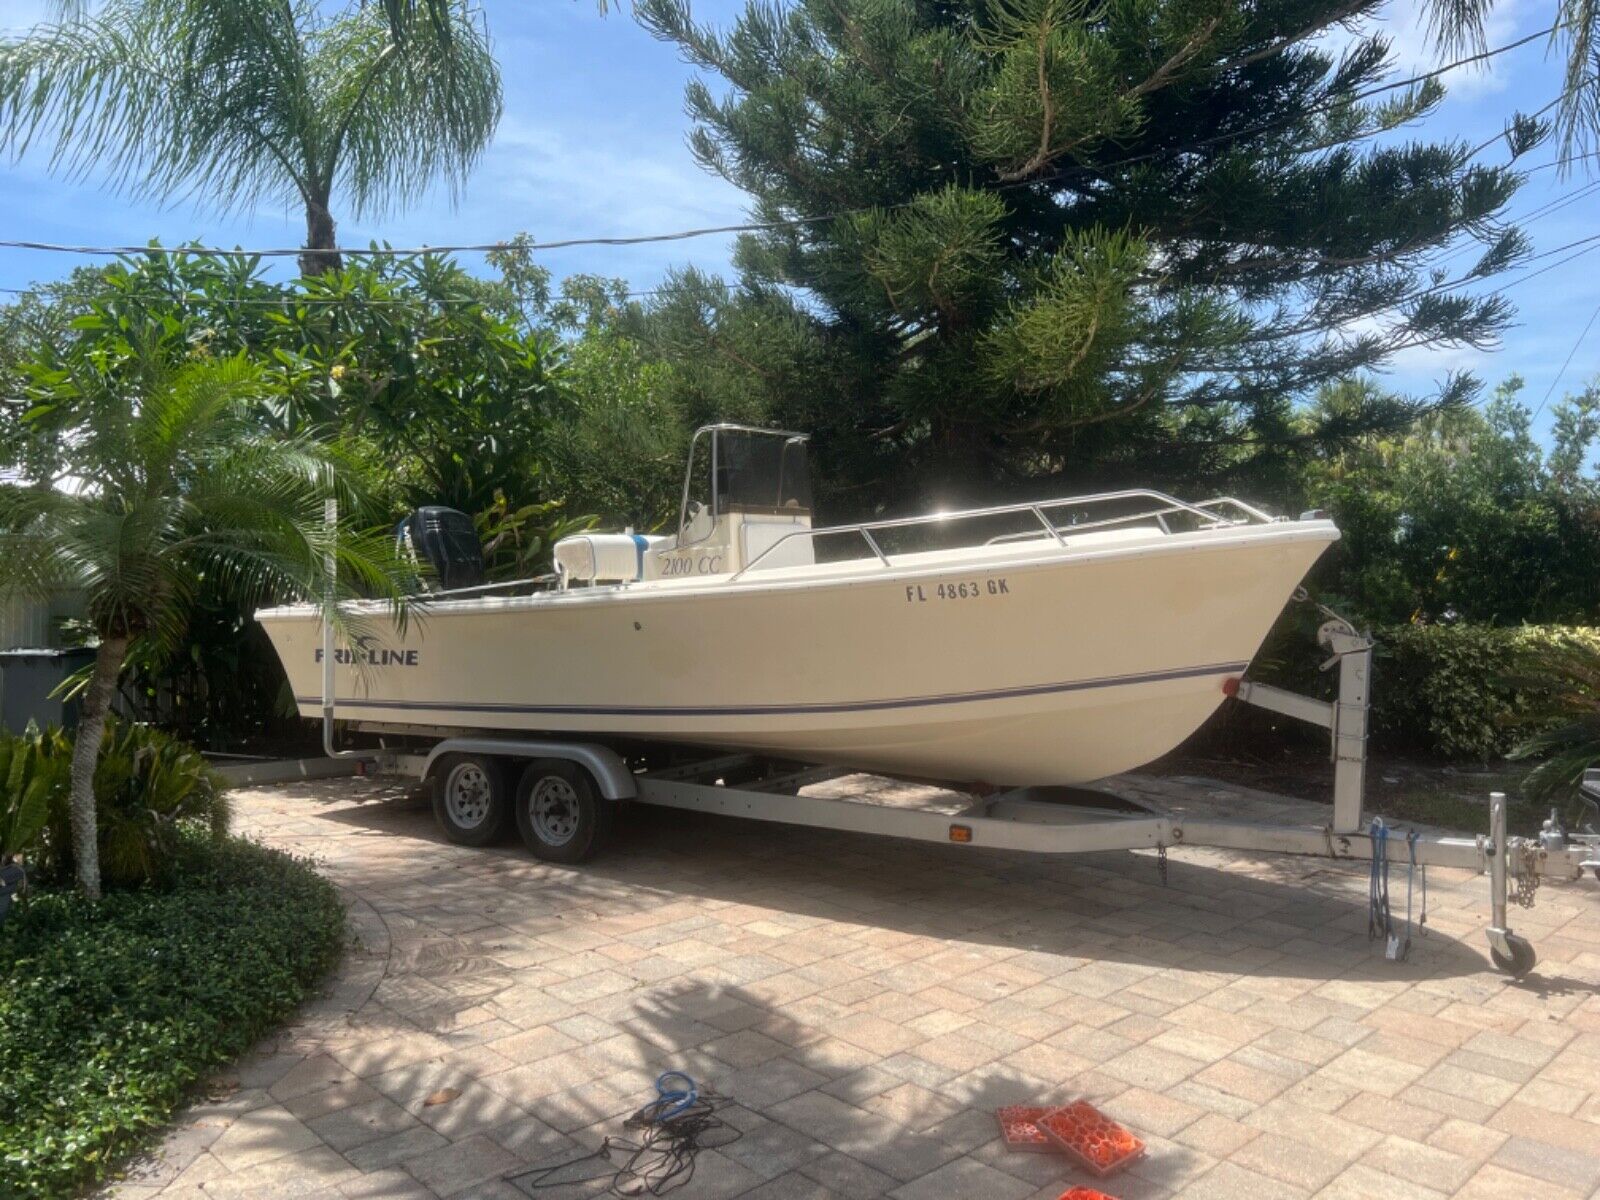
[110, 774, 1600, 1199]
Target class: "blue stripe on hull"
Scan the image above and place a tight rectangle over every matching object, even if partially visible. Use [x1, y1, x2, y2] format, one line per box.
[298, 660, 1249, 720]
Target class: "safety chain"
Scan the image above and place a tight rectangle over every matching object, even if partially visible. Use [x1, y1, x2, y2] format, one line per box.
[1513, 843, 1540, 908]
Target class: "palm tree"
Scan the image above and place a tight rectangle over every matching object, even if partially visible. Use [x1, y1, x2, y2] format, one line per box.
[0, 0, 502, 275]
[0, 342, 401, 899]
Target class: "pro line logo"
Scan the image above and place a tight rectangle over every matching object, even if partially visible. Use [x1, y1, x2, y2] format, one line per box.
[315, 634, 418, 666]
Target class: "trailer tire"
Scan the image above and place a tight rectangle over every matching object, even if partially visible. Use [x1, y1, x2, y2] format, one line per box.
[432, 754, 512, 846]
[515, 759, 613, 863]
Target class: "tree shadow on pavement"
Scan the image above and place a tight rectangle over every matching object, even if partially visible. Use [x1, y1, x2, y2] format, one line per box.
[498, 978, 1199, 1199]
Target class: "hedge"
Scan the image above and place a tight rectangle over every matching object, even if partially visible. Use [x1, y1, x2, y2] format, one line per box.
[1369, 623, 1600, 761]
[0, 834, 344, 1199]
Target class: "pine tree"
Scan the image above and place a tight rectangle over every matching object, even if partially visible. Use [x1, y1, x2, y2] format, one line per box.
[634, 0, 1541, 511]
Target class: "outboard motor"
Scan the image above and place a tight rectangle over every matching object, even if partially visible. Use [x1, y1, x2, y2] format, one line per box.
[399, 506, 485, 591]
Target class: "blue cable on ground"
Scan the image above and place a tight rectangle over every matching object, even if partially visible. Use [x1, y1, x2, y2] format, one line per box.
[651, 1072, 698, 1122]
[510, 1069, 737, 1196]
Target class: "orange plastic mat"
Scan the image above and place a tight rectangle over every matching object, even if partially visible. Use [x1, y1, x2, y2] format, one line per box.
[1035, 1101, 1145, 1176]
[995, 1105, 1056, 1152]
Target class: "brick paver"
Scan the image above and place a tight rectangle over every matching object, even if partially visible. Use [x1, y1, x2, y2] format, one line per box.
[105, 773, 1600, 1198]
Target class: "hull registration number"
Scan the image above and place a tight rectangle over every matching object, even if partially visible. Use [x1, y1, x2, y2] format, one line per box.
[905, 578, 1009, 603]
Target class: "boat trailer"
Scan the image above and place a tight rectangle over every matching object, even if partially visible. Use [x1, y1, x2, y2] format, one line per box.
[345, 599, 1597, 978]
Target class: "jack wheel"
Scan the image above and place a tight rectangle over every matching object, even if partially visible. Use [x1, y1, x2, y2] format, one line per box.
[1490, 933, 1537, 977]
[515, 759, 613, 864]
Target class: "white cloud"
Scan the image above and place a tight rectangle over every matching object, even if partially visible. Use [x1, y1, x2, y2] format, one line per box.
[1319, 0, 1541, 102]
[1386, 0, 1537, 97]
[349, 111, 751, 284]
[478, 115, 746, 238]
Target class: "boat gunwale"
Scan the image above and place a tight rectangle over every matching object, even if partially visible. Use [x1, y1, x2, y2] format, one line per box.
[256, 518, 1340, 622]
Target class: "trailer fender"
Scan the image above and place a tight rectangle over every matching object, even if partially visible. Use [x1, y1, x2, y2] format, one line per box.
[419, 739, 637, 801]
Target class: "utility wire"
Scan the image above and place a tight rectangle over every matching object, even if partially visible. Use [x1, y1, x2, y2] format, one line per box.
[0, 20, 1568, 264]
[0, 283, 668, 305]
[1532, 297, 1600, 419]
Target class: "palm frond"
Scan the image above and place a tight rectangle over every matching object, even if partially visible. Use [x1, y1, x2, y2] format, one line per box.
[1421, 0, 1600, 161]
[3, 0, 502, 232]
[312, 3, 502, 219]
[0, 1, 310, 213]
[133, 354, 269, 485]
[0, 486, 87, 602]
[1505, 637, 1600, 805]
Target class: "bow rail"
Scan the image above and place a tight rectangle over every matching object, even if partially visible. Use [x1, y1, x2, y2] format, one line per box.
[730, 489, 1280, 582]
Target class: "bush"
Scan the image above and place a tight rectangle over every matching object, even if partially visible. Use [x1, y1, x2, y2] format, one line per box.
[0, 731, 67, 861]
[1506, 639, 1600, 804]
[0, 834, 344, 1199]
[1370, 623, 1600, 760]
[0, 720, 228, 888]
[1299, 379, 1600, 627]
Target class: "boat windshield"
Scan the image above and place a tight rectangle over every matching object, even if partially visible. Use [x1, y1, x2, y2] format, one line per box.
[716, 430, 812, 514]
[679, 425, 812, 538]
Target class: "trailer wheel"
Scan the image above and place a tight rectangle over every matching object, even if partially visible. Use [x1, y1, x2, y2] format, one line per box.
[515, 759, 613, 863]
[432, 754, 512, 846]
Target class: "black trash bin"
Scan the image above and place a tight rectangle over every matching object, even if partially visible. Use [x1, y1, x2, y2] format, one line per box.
[0, 647, 95, 732]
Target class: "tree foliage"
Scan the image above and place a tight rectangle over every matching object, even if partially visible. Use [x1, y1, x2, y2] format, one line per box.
[634, 0, 1538, 512]
[1302, 376, 1600, 625]
[0, 303, 405, 895]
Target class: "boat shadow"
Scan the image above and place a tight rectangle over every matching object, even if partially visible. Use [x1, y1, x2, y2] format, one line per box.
[309, 782, 1495, 984]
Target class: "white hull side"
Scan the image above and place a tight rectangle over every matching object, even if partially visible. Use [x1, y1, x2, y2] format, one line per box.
[259, 523, 1337, 784]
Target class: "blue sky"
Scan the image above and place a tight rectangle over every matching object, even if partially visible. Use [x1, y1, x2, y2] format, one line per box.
[0, 0, 1591, 439]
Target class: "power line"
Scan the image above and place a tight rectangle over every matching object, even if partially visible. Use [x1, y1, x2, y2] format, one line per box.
[1426, 176, 1600, 271]
[1510, 177, 1600, 224]
[1520, 148, 1600, 174]
[0, 20, 1568, 265]
[1533, 297, 1600, 419]
[0, 283, 668, 305]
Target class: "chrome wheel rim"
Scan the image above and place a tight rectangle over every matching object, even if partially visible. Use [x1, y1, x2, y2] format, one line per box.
[530, 776, 579, 846]
[444, 763, 492, 829]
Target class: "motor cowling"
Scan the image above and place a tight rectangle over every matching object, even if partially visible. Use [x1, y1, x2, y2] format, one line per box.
[401, 507, 485, 591]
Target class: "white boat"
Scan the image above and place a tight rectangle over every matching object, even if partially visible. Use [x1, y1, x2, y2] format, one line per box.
[257, 424, 1339, 785]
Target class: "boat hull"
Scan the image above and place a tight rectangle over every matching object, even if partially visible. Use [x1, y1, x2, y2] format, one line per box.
[259, 522, 1337, 784]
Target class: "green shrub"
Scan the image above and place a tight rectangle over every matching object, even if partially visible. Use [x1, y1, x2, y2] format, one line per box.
[0, 729, 67, 861]
[0, 720, 229, 888]
[1369, 623, 1600, 760]
[0, 834, 344, 1199]
[1505, 639, 1600, 804]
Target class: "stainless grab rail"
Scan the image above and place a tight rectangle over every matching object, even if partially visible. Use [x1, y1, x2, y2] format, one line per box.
[412, 575, 559, 602]
[727, 488, 1267, 582]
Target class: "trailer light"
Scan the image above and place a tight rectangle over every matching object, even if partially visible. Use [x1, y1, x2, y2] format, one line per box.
[949, 825, 973, 843]
[1221, 676, 1240, 697]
